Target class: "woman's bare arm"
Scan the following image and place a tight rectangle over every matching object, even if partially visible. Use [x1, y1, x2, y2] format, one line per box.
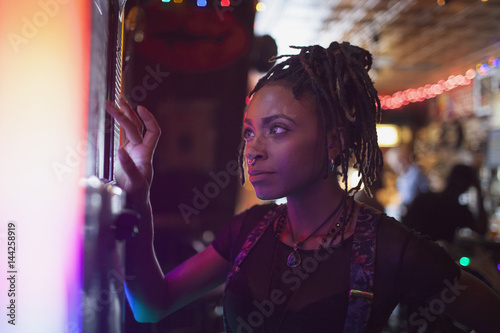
[106, 98, 229, 322]
[125, 212, 229, 323]
[444, 269, 500, 332]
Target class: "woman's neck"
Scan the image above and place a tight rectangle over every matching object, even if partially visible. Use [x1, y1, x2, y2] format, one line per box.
[285, 178, 346, 239]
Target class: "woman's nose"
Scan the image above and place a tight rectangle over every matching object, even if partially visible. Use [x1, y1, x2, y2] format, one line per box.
[245, 135, 266, 162]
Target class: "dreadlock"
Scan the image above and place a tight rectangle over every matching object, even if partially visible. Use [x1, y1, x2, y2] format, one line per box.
[238, 41, 383, 200]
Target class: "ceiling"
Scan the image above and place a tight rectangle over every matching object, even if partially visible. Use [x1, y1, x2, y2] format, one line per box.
[254, 0, 500, 95]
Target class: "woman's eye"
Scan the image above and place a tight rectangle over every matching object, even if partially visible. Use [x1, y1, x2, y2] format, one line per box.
[243, 128, 254, 139]
[270, 125, 286, 135]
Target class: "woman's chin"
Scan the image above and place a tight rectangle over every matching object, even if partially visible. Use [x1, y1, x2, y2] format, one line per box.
[254, 190, 283, 202]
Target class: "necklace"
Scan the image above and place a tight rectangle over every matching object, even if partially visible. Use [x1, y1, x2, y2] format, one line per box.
[283, 199, 346, 268]
[267, 203, 349, 332]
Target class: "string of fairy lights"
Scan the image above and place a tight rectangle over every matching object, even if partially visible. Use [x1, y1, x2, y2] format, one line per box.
[380, 56, 500, 110]
[162, 0, 496, 112]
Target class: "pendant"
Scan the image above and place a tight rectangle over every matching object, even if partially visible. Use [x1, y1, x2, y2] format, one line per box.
[287, 244, 301, 267]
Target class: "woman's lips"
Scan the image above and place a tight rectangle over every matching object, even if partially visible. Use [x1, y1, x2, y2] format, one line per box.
[248, 170, 274, 183]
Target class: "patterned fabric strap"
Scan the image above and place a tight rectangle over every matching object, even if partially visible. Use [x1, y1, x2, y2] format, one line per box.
[226, 204, 284, 284]
[342, 204, 379, 333]
[222, 204, 284, 332]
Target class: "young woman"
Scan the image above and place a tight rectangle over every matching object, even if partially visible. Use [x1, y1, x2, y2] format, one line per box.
[106, 42, 500, 332]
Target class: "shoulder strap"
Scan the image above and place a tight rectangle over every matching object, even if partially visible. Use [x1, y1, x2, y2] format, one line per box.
[343, 204, 379, 333]
[226, 204, 284, 283]
[222, 204, 284, 332]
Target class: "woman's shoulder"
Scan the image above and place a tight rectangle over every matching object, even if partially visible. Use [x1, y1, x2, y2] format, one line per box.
[375, 209, 438, 258]
[369, 208, 461, 311]
[362, 205, 429, 265]
[355, 203, 400, 238]
[376, 210, 413, 241]
[218, 203, 280, 240]
[374, 207, 460, 285]
[212, 203, 280, 261]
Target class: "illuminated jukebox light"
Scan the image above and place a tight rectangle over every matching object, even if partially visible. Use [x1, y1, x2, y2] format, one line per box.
[0, 0, 90, 331]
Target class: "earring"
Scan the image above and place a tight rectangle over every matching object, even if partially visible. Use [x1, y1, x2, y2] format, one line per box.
[329, 158, 335, 172]
[248, 158, 256, 166]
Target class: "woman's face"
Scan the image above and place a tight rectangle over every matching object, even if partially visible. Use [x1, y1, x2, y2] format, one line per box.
[243, 84, 328, 200]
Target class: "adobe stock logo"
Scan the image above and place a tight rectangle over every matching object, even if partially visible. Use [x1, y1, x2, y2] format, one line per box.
[7, 0, 71, 54]
[408, 277, 468, 332]
[178, 160, 240, 224]
[125, 65, 170, 105]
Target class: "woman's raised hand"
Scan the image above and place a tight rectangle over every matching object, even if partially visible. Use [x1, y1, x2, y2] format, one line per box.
[105, 96, 161, 208]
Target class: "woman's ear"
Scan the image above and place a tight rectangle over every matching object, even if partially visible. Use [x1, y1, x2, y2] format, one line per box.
[327, 127, 344, 160]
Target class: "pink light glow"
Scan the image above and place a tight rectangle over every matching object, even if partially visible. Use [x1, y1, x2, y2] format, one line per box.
[377, 60, 500, 110]
[0, 0, 90, 331]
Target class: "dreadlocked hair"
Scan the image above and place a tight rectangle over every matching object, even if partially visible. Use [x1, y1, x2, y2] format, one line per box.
[238, 41, 384, 198]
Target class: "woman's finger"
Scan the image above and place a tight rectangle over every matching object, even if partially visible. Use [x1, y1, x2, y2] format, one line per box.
[118, 96, 144, 134]
[104, 100, 123, 119]
[105, 100, 143, 145]
[137, 105, 161, 149]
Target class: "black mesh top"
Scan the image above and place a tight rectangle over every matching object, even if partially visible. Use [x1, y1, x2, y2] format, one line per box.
[212, 203, 461, 333]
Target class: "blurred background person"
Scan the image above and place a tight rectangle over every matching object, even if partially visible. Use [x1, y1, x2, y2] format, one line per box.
[384, 143, 429, 220]
[403, 163, 487, 244]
